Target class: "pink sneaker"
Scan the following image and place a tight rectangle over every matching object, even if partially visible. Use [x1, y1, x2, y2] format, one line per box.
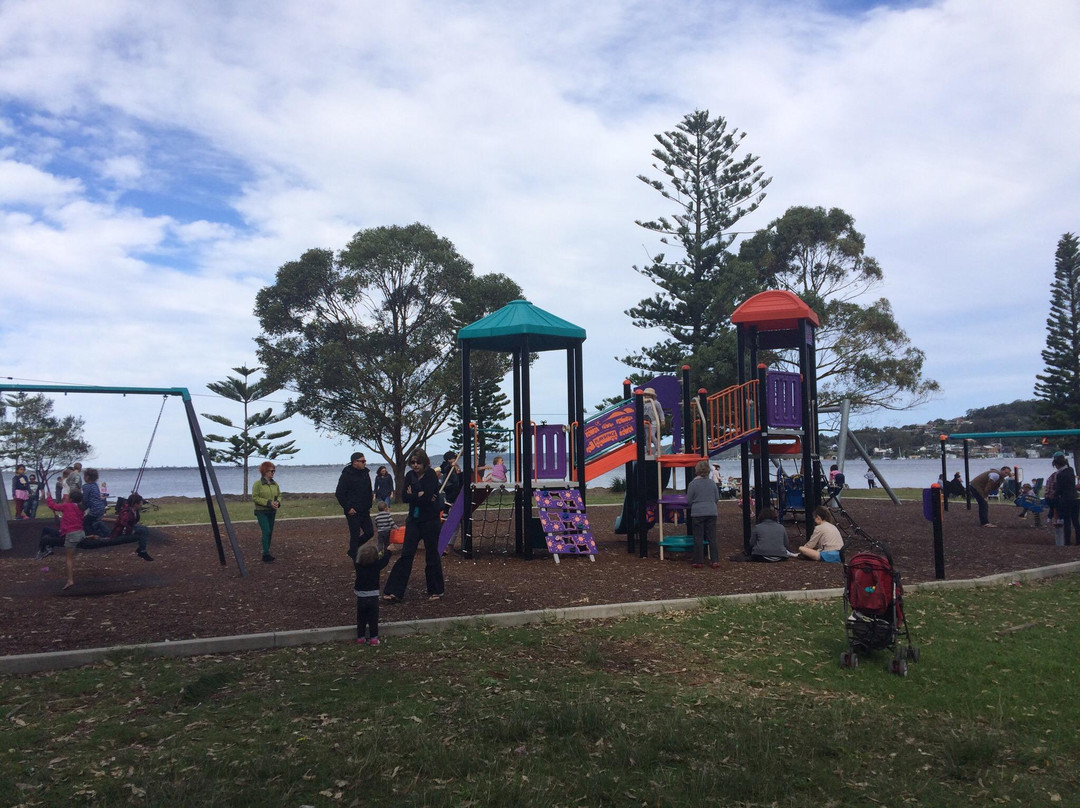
[355, 638, 366, 645]
[368, 637, 380, 646]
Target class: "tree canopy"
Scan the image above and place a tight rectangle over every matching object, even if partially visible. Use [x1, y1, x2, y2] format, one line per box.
[254, 223, 521, 487]
[1035, 232, 1080, 454]
[0, 392, 92, 483]
[621, 109, 771, 392]
[738, 205, 938, 412]
[201, 365, 299, 500]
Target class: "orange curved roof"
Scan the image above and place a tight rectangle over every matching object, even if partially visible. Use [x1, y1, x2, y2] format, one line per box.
[731, 290, 819, 329]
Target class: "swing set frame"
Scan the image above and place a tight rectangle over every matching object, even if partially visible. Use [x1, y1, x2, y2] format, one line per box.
[0, 384, 247, 576]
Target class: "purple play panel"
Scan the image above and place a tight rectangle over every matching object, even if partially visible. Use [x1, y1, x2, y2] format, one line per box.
[765, 372, 802, 429]
[534, 424, 568, 479]
[532, 489, 597, 557]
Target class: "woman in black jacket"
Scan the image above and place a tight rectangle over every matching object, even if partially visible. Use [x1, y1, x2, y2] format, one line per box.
[1052, 454, 1078, 546]
[382, 449, 445, 602]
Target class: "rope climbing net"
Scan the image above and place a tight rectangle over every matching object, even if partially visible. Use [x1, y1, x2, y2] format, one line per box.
[469, 483, 516, 555]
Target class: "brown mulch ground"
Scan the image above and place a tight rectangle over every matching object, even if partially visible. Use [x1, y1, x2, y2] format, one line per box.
[2, 498, 1077, 657]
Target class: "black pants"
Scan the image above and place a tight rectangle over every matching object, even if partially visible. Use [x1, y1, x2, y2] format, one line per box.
[967, 485, 990, 525]
[1061, 500, 1079, 546]
[346, 511, 374, 558]
[356, 595, 379, 640]
[383, 517, 443, 600]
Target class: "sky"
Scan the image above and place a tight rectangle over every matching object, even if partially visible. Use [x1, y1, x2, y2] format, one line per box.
[1, 0, 1078, 469]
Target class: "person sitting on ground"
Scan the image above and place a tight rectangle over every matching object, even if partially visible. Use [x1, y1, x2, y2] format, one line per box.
[112, 493, 153, 561]
[42, 488, 85, 589]
[968, 466, 1012, 527]
[79, 468, 110, 537]
[748, 507, 793, 562]
[797, 506, 844, 563]
[479, 456, 508, 484]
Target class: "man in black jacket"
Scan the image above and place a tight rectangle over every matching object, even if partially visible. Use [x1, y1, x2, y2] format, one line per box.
[336, 452, 374, 557]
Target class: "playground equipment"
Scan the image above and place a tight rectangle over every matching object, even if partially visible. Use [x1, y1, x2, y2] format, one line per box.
[455, 300, 594, 561]
[0, 384, 245, 574]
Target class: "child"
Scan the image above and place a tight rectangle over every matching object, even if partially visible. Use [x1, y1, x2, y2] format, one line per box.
[26, 474, 42, 519]
[374, 500, 395, 552]
[80, 468, 110, 537]
[43, 488, 86, 589]
[1015, 483, 1043, 523]
[480, 456, 508, 484]
[11, 465, 30, 519]
[112, 493, 153, 561]
[354, 541, 391, 646]
[641, 388, 662, 456]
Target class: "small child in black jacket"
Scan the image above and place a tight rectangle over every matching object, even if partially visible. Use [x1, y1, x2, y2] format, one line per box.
[354, 542, 391, 645]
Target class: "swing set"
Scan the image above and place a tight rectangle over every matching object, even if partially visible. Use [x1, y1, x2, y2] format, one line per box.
[0, 384, 247, 576]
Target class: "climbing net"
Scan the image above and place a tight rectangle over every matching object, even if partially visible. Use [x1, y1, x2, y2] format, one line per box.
[469, 483, 516, 555]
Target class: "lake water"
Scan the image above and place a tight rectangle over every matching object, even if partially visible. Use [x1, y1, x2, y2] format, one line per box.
[81, 456, 1054, 500]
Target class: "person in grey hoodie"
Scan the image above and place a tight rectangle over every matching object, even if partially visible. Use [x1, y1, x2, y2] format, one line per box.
[748, 508, 791, 562]
[686, 459, 720, 568]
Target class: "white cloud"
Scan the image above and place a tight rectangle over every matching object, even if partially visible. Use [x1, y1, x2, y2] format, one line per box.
[0, 159, 83, 204]
[1, 0, 1078, 465]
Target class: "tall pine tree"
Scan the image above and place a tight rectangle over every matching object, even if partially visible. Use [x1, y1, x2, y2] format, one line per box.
[622, 109, 770, 392]
[1035, 232, 1080, 454]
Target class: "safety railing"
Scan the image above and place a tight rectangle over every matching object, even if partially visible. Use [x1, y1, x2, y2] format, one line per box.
[705, 379, 759, 454]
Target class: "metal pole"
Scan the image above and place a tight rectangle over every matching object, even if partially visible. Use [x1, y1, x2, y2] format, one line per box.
[461, 343, 473, 557]
[963, 440, 972, 510]
[184, 398, 246, 576]
[635, 390, 648, 558]
[932, 484, 945, 580]
[940, 435, 949, 511]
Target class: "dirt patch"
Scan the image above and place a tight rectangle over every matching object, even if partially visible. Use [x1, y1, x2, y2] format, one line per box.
[1, 499, 1077, 656]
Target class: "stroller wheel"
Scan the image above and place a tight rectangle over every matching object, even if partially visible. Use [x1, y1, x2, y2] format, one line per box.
[890, 658, 908, 677]
[908, 645, 921, 663]
[840, 650, 858, 669]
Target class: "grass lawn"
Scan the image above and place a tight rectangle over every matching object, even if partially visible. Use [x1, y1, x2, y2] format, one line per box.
[2, 577, 1078, 806]
[139, 489, 629, 527]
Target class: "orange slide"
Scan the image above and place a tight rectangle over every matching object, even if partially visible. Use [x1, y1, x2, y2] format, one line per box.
[572, 440, 639, 483]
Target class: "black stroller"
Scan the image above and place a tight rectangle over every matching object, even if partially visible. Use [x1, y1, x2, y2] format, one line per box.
[839, 538, 920, 676]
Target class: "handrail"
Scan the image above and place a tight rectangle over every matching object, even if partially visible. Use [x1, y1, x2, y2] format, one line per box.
[705, 380, 759, 453]
[690, 397, 708, 455]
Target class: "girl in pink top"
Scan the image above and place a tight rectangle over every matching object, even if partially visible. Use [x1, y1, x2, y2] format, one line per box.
[481, 456, 507, 483]
[44, 489, 86, 589]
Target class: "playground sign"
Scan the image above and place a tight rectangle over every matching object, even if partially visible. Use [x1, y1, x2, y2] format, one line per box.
[584, 403, 637, 461]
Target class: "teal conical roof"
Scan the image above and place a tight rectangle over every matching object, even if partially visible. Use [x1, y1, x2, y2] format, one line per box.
[458, 299, 586, 352]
